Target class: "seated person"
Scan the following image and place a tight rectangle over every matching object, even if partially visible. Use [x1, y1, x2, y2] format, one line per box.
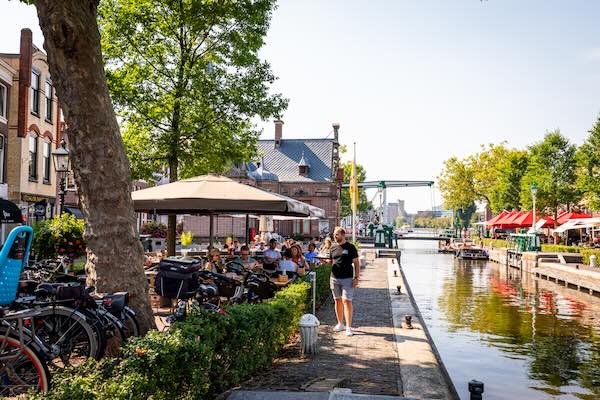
[205, 248, 225, 274]
[278, 248, 298, 274]
[262, 238, 281, 271]
[255, 240, 266, 251]
[304, 242, 319, 264]
[235, 245, 259, 270]
[290, 243, 306, 269]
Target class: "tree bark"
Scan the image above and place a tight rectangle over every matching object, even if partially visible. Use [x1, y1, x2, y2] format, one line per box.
[34, 0, 156, 332]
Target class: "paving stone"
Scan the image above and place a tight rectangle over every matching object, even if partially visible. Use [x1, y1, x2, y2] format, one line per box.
[239, 258, 401, 396]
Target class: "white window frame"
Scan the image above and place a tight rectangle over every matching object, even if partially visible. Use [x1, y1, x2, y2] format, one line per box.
[45, 80, 53, 122]
[42, 140, 51, 183]
[0, 82, 6, 121]
[30, 70, 40, 115]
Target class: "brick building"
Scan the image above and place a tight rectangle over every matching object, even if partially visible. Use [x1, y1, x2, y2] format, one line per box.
[181, 120, 342, 239]
[0, 29, 63, 224]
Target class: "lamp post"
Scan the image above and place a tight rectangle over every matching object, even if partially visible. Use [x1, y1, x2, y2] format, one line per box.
[530, 183, 538, 232]
[52, 139, 70, 215]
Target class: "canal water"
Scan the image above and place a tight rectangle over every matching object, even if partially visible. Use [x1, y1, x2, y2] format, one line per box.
[399, 240, 600, 400]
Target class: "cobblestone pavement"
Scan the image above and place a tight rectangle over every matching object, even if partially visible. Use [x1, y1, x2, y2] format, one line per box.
[241, 258, 401, 396]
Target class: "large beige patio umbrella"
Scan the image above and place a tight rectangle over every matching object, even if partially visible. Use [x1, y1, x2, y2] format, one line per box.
[131, 175, 322, 247]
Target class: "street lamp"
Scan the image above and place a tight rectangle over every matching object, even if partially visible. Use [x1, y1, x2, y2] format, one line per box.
[530, 183, 538, 231]
[52, 139, 70, 215]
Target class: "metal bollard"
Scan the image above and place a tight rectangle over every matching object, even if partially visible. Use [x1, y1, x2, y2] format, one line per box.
[404, 315, 413, 329]
[468, 380, 484, 400]
[393, 270, 398, 277]
[396, 284, 402, 294]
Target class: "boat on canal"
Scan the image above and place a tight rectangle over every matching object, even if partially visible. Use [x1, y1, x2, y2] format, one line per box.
[439, 238, 488, 259]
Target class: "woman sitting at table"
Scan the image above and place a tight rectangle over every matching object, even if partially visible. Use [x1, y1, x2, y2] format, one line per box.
[290, 243, 306, 269]
[278, 249, 298, 274]
[205, 248, 226, 274]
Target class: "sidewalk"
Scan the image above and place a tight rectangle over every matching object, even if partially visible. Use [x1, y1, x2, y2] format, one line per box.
[238, 256, 402, 396]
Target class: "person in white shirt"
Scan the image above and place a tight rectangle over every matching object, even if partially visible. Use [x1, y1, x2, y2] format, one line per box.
[262, 238, 281, 271]
[277, 248, 298, 273]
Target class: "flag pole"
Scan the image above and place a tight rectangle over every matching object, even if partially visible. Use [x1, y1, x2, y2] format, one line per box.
[352, 142, 357, 243]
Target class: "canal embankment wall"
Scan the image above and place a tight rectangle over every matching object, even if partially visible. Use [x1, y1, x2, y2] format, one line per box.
[372, 250, 460, 400]
[485, 247, 600, 298]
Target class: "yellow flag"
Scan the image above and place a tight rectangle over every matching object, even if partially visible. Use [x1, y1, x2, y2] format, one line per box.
[349, 153, 358, 214]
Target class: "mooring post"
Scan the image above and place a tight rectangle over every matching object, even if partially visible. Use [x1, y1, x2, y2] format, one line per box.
[468, 380, 484, 400]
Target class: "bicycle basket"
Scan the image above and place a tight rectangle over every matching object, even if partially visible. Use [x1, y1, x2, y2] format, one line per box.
[0, 226, 33, 305]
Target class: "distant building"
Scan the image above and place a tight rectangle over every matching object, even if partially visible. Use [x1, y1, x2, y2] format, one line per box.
[386, 199, 408, 225]
[181, 120, 343, 239]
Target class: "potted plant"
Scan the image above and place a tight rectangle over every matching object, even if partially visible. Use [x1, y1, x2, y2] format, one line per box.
[180, 231, 193, 256]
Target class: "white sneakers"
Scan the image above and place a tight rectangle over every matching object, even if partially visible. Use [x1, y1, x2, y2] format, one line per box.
[333, 323, 354, 336]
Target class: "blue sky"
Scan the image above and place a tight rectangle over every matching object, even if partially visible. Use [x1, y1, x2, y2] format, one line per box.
[2, 0, 600, 212]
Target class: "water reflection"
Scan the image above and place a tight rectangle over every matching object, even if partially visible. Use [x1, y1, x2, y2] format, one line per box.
[401, 241, 600, 400]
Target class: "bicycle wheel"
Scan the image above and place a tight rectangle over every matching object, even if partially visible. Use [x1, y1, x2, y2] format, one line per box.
[76, 309, 107, 360]
[0, 335, 50, 396]
[122, 307, 140, 338]
[32, 306, 98, 368]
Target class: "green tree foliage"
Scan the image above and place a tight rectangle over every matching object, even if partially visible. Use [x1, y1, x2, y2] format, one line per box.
[576, 116, 600, 209]
[468, 143, 510, 206]
[488, 150, 529, 212]
[520, 131, 579, 223]
[98, 0, 288, 180]
[340, 161, 371, 217]
[454, 203, 476, 229]
[439, 144, 511, 212]
[438, 156, 476, 210]
[412, 216, 452, 229]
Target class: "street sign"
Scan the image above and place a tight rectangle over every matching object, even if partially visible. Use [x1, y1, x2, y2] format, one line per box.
[34, 201, 47, 217]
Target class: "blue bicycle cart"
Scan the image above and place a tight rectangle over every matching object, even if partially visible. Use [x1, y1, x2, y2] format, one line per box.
[0, 199, 30, 305]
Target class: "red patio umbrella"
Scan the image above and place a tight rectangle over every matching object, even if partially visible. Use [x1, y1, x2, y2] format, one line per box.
[512, 211, 534, 227]
[556, 212, 592, 225]
[495, 211, 522, 229]
[486, 210, 509, 226]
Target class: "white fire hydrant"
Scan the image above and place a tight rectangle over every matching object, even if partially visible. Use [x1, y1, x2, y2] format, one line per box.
[590, 254, 597, 267]
[299, 313, 320, 355]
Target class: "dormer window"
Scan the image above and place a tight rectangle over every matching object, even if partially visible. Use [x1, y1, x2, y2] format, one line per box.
[298, 151, 309, 176]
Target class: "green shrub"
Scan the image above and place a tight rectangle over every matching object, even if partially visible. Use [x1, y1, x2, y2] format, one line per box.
[32, 214, 85, 259]
[37, 266, 332, 400]
[540, 244, 581, 253]
[580, 249, 600, 265]
[481, 238, 508, 249]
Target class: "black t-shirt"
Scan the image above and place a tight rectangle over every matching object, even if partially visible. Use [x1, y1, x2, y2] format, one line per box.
[330, 241, 359, 279]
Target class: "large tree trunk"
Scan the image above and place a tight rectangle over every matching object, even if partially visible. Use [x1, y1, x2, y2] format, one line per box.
[34, 0, 156, 332]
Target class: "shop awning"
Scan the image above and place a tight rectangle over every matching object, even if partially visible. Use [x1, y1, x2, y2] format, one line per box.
[0, 199, 23, 224]
[64, 207, 84, 219]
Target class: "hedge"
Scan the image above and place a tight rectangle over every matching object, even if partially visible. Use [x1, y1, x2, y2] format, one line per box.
[481, 240, 600, 266]
[36, 266, 332, 400]
[481, 238, 508, 249]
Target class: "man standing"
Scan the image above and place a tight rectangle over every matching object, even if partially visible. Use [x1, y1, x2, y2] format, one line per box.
[330, 226, 360, 336]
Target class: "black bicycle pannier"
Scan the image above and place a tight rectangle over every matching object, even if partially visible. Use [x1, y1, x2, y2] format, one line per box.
[155, 257, 202, 299]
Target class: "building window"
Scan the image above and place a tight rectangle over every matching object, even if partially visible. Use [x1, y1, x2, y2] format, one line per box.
[31, 71, 40, 115]
[43, 140, 51, 183]
[0, 135, 4, 183]
[0, 83, 6, 119]
[45, 81, 53, 122]
[29, 135, 38, 180]
[303, 219, 310, 234]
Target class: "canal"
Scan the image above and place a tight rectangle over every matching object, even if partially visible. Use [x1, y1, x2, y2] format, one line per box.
[399, 240, 600, 400]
